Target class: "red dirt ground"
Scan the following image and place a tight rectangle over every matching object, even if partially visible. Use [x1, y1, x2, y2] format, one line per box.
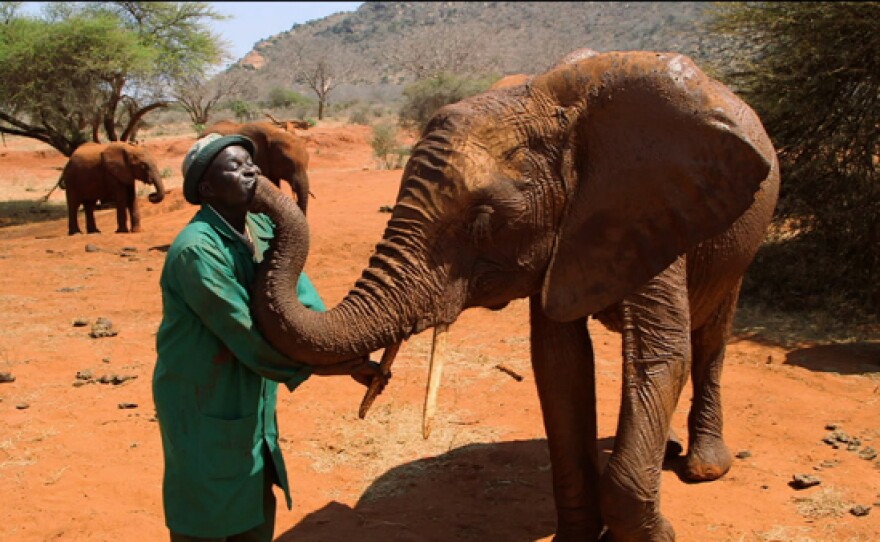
[0, 125, 878, 541]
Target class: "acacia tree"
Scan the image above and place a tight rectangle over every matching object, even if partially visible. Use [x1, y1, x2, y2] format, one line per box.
[0, 1, 226, 156]
[173, 70, 248, 133]
[289, 38, 357, 120]
[709, 2, 880, 313]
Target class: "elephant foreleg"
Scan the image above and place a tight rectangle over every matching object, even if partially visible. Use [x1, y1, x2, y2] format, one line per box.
[83, 201, 100, 234]
[600, 256, 690, 542]
[128, 184, 142, 233]
[116, 185, 135, 233]
[683, 280, 740, 482]
[529, 296, 602, 541]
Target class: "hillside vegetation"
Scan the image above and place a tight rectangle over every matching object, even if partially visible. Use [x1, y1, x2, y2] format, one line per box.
[220, 2, 720, 102]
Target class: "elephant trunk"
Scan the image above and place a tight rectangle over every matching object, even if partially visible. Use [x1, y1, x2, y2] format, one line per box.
[147, 165, 165, 204]
[250, 177, 437, 366]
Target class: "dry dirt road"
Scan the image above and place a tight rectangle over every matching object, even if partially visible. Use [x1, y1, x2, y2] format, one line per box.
[0, 125, 878, 541]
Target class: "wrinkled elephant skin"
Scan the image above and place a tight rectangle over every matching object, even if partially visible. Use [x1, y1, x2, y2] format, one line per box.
[250, 50, 780, 541]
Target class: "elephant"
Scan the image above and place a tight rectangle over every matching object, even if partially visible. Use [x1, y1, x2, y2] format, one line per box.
[203, 119, 311, 215]
[490, 49, 600, 90]
[247, 50, 779, 541]
[60, 141, 165, 235]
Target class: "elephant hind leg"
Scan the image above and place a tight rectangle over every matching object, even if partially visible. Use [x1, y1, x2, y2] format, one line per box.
[67, 197, 82, 235]
[683, 280, 741, 482]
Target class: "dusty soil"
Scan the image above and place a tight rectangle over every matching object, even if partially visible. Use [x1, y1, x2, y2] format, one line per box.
[0, 125, 878, 542]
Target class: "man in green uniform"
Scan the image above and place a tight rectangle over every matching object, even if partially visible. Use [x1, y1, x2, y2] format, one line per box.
[153, 133, 383, 541]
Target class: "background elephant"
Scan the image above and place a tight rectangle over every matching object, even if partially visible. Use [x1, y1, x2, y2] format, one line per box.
[60, 141, 165, 235]
[249, 50, 779, 541]
[203, 120, 311, 215]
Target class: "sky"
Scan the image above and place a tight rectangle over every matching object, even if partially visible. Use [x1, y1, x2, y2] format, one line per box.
[19, 2, 364, 63]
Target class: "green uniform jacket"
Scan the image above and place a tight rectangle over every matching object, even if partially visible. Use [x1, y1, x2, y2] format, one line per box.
[153, 207, 324, 537]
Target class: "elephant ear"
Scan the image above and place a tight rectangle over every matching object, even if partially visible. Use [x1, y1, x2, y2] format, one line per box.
[540, 53, 772, 322]
[101, 144, 134, 184]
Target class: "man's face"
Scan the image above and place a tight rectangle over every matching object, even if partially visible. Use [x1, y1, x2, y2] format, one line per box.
[200, 145, 260, 208]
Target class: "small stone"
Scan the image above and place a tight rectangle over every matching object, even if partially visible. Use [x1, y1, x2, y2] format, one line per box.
[824, 423, 838, 431]
[72, 318, 89, 327]
[858, 447, 878, 461]
[761, 485, 769, 490]
[15, 403, 29, 410]
[850, 505, 871, 517]
[789, 474, 821, 490]
[97, 375, 112, 384]
[102, 357, 111, 363]
[75, 369, 93, 381]
[378, 205, 393, 213]
[0, 372, 15, 383]
[111, 374, 137, 385]
[735, 450, 752, 459]
[122, 246, 137, 252]
[57, 286, 81, 293]
[118, 402, 138, 409]
[819, 459, 838, 468]
[84, 244, 100, 253]
[146, 267, 154, 272]
[847, 442, 861, 452]
[72, 381, 87, 387]
[89, 317, 117, 339]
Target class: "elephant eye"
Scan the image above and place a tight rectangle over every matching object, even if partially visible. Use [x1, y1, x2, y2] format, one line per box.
[467, 205, 494, 245]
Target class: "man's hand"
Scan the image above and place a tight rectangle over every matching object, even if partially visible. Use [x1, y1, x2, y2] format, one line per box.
[310, 356, 391, 390]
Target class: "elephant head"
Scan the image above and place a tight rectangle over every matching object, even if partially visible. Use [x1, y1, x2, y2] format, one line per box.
[102, 142, 165, 204]
[250, 50, 771, 365]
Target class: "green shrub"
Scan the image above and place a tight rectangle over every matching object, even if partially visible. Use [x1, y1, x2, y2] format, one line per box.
[267, 87, 313, 109]
[371, 123, 409, 169]
[349, 108, 371, 126]
[398, 72, 496, 133]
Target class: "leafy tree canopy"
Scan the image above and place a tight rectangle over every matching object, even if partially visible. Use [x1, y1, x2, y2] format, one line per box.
[0, 1, 227, 155]
[708, 2, 880, 316]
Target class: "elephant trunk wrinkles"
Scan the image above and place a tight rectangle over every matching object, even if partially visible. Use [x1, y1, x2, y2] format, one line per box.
[250, 178, 433, 366]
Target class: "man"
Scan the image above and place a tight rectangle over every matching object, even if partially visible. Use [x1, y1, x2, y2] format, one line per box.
[153, 133, 383, 541]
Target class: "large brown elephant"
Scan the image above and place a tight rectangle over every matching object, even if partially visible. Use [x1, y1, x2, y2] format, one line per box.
[249, 51, 779, 541]
[203, 120, 311, 215]
[61, 141, 165, 235]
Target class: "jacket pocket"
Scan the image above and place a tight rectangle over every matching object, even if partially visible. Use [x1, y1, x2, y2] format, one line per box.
[198, 413, 259, 480]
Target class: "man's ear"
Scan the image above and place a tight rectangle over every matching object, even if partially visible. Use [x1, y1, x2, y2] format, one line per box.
[197, 180, 213, 200]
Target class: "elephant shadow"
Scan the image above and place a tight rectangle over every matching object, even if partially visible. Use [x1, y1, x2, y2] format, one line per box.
[783, 342, 880, 376]
[276, 436, 693, 541]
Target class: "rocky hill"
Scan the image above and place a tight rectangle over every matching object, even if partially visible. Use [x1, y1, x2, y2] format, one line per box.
[220, 2, 724, 103]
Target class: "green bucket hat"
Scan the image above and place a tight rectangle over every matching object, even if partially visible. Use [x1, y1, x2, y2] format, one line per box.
[181, 133, 256, 204]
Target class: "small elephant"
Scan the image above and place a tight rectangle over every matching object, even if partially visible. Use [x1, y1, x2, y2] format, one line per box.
[249, 50, 779, 541]
[60, 141, 165, 235]
[203, 120, 311, 215]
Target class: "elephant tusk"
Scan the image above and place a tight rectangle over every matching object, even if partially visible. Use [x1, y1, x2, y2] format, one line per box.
[423, 324, 449, 439]
[358, 340, 402, 419]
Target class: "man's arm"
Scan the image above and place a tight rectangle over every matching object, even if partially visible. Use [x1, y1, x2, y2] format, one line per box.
[172, 242, 314, 390]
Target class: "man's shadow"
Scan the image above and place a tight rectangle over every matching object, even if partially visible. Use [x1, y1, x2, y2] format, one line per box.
[276, 436, 664, 541]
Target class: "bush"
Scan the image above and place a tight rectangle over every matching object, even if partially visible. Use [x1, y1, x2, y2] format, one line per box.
[267, 87, 313, 109]
[371, 123, 409, 169]
[398, 72, 497, 133]
[225, 99, 257, 122]
[349, 107, 371, 125]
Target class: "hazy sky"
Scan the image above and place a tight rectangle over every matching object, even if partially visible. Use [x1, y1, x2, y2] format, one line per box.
[19, 2, 364, 63]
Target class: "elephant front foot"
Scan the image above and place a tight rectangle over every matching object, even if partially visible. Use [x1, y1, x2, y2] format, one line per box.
[684, 435, 732, 482]
[115, 227, 129, 233]
[600, 476, 675, 542]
